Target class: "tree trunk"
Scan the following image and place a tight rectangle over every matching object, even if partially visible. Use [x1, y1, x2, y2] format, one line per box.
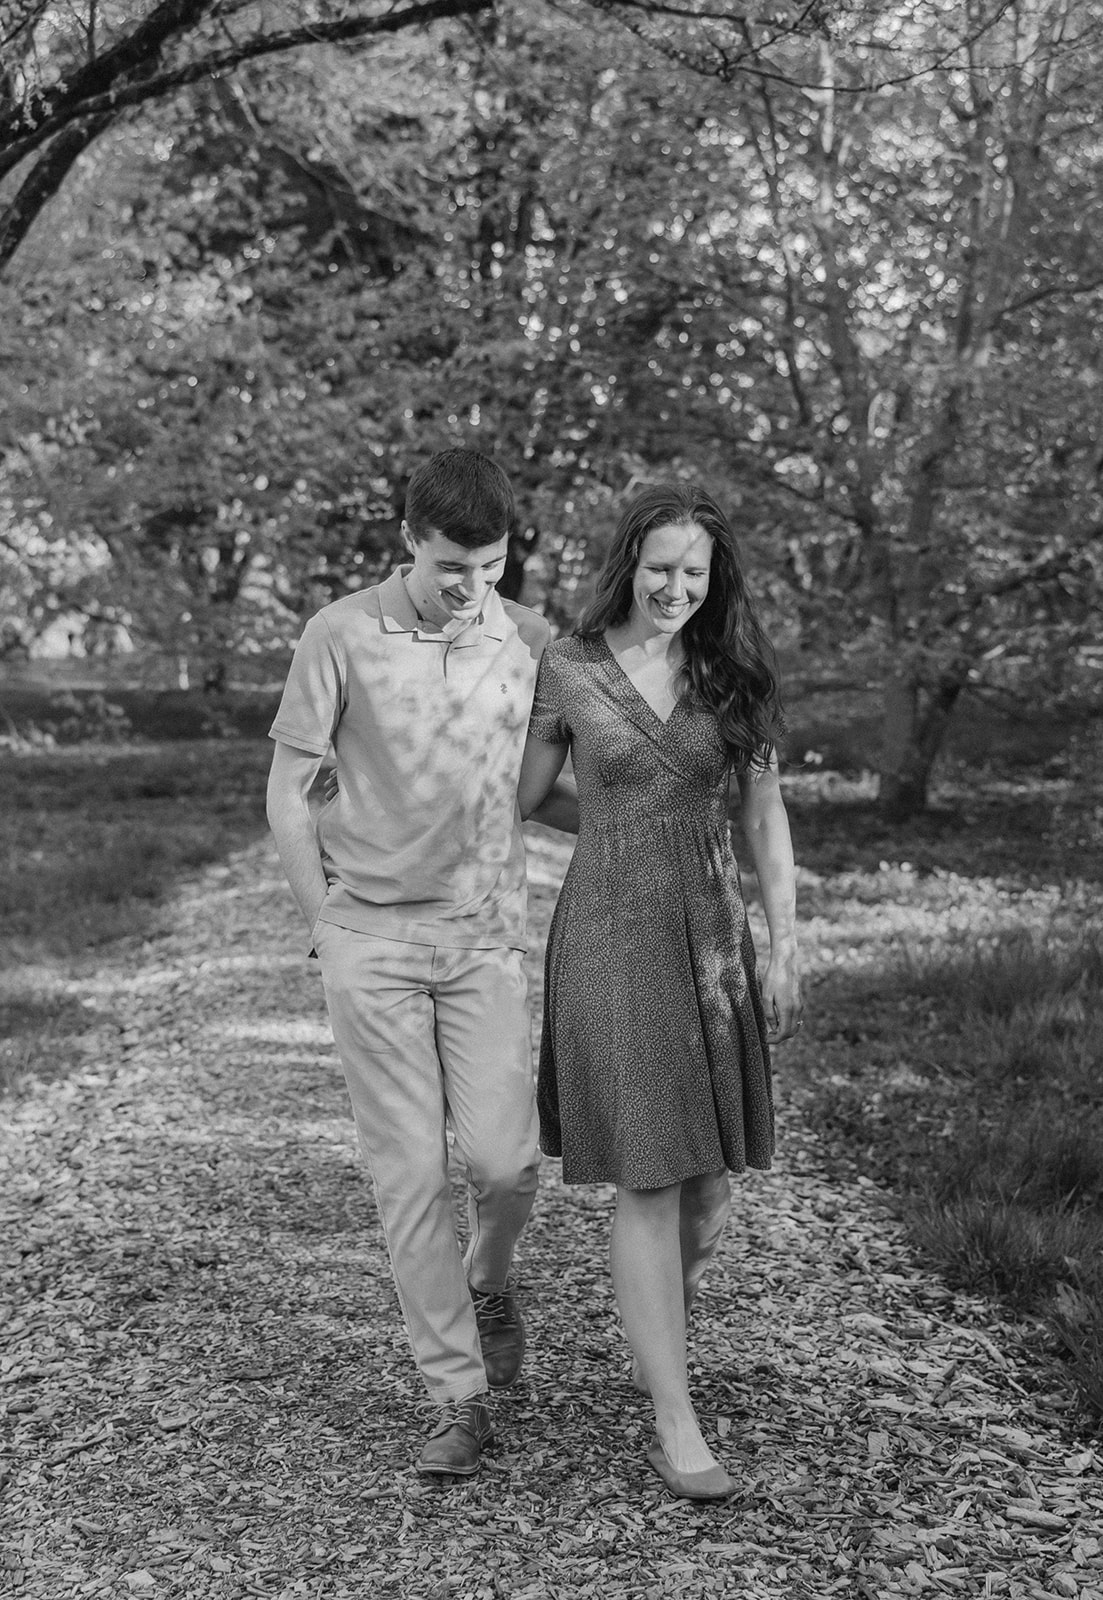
[878, 763, 932, 824]
[202, 660, 227, 695]
[878, 670, 964, 821]
[499, 546, 526, 603]
[500, 524, 539, 603]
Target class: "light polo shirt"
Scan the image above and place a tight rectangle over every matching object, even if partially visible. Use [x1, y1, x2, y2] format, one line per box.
[269, 568, 550, 950]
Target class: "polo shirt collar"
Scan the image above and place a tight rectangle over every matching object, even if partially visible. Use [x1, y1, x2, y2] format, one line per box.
[378, 566, 507, 647]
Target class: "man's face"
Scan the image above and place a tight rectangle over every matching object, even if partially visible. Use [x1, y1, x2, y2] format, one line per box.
[404, 525, 510, 628]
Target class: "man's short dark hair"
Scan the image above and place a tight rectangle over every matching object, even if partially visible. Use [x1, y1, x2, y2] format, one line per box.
[405, 449, 516, 550]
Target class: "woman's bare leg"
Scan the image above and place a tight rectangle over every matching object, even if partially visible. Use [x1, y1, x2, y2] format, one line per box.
[631, 1169, 731, 1392]
[679, 1168, 732, 1315]
[611, 1183, 721, 1475]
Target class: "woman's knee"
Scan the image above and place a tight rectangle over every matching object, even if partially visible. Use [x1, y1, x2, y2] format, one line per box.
[680, 1169, 731, 1221]
[615, 1182, 682, 1229]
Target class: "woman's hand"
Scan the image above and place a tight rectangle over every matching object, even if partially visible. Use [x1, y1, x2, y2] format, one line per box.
[762, 943, 803, 1043]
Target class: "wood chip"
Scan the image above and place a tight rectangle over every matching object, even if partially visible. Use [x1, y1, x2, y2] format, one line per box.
[1003, 1504, 1070, 1531]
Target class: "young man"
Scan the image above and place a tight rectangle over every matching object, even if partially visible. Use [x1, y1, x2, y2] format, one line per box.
[266, 449, 550, 1477]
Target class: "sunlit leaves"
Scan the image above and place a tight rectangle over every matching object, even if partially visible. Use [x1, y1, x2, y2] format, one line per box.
[1, 0, 1101, 812]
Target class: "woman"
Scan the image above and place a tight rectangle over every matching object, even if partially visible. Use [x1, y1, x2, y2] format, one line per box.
[519, 484, 802, 1502]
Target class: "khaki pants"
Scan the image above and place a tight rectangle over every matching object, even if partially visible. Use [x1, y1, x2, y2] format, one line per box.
[313, 925, 540, 1403]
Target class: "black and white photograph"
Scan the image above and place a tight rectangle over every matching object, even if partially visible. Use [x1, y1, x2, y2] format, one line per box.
[2, 2, 1101, 1596]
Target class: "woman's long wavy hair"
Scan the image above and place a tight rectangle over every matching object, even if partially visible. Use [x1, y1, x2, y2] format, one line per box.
[576, 484, 785, 772]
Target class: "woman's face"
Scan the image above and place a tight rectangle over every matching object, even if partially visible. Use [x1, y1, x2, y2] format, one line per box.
[628, 519, 713, 639]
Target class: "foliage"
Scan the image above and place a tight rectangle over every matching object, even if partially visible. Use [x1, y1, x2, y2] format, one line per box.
[2, 1, 1103, 811]
[0, 1, 871, 271]
[744, 0, 1103, 812]
[0, 1, 495, 270]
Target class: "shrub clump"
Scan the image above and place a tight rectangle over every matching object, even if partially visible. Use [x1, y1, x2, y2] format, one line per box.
[0, 692, 134, 750]
[41, 692, 134, 745]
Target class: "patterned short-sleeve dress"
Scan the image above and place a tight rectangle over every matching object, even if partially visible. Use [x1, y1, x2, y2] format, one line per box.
[528, 632, 774, 1189]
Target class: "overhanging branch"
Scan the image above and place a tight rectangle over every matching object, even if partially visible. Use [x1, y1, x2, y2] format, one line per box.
[0, 0, 494, 177]
[938, 524, 1103, 633]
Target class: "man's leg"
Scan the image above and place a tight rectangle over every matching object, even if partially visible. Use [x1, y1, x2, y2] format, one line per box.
[431, 944, 539, 1384]
[314, 926, 487, 1407]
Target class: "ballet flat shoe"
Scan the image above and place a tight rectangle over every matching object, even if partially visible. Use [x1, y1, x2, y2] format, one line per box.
[646, 1438, 736, 1502]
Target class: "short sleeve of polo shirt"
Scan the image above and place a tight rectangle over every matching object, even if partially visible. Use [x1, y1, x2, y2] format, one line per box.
[527, 642, 571, 745]
[268, 612, 345, 757]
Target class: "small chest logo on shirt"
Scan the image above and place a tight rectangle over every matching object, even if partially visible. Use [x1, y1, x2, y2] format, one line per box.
[500, 683, 508, 693]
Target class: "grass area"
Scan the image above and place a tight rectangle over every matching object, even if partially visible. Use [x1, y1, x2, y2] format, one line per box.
[0, 739, 272, 952]
[787, 767, 1103, 1433]
[0, 739, 272, 1093]
[3, 731, 1101, 1433]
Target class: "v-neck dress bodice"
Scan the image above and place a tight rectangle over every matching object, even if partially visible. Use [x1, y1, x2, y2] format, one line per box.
[528, 633, 774, 1187]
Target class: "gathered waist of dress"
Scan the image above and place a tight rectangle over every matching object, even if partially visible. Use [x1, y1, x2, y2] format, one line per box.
[579, 804, 731, 841]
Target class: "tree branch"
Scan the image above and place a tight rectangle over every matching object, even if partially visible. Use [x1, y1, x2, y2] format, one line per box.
[938, 524, 1103, 632]
[993, 272, 1103, 325]
[0, 111, 114, 271]
[568, 0, 1024, 93]
[0, 0, 494, 175]
[0, 0, 213, 158]
[0, 0, 497, 271]
[0, 1, 49, 51]
[741, 52, 814, 428]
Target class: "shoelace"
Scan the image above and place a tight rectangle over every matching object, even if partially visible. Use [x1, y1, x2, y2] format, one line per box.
[472, 1290, 516, 1327]
[436, 1399, 489, 1435]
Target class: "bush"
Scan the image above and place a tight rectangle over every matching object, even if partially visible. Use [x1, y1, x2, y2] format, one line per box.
[0, 685, 282, 742]
[41, 692, 133, 744]
[0, 692, 135, 749]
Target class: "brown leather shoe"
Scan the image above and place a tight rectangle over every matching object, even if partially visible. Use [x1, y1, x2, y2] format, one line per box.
[470, 1284, 525, 1388]
[416, 1397, 494, 1477]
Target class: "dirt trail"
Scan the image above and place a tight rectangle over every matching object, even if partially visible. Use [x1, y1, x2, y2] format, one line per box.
[3, 830, 1101, 1599]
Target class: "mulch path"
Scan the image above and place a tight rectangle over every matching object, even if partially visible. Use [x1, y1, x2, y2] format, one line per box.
[3, 827, 1102, 1600]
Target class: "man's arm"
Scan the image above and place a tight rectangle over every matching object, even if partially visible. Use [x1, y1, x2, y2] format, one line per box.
[266, 741, 329, 932]
[528, 777, 580, 835]
[517, 735, 579, 833]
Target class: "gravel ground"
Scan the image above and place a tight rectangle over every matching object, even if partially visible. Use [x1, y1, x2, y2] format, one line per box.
[3, 827, 1101, 1599]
